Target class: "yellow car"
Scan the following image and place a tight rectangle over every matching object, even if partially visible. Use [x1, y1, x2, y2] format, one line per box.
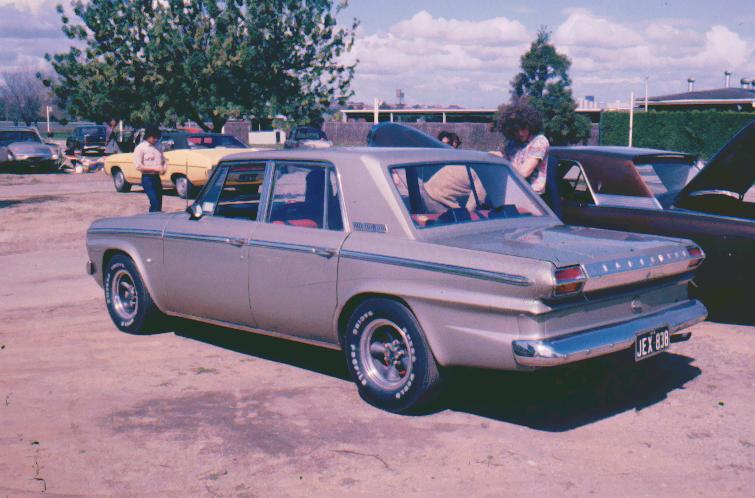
[104, 131, 255, 198]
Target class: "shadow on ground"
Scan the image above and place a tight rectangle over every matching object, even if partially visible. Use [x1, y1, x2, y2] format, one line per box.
[442, 351, 700, 431]
[170, 318, 701, 430]
[0, 195, 59, 209]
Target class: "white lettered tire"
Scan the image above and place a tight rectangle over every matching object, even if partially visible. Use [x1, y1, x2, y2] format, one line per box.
[344, 298, 442, 413]
[104, 254, 161, 334]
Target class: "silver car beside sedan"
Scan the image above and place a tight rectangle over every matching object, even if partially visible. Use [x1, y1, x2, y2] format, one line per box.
[0, 127, 62, 170]
[86, 147, 707, 413]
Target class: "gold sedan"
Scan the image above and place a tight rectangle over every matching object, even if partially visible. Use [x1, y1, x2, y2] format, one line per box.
[104, 131, 255, 198]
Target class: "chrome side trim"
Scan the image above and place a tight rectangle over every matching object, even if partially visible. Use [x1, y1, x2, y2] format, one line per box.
[593, 193, 663, 210]
[687, 189, 740, 200]
[340, 250, 531, 286]
[512, 299, 706, 367]
[164, 231, 246, 246]
[87, 227, 163, 238]
[249, 239, 336, 257]
[165, 312, 341, 351]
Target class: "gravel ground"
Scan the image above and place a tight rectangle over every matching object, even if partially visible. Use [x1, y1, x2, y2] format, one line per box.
[1, 172, 753, 497]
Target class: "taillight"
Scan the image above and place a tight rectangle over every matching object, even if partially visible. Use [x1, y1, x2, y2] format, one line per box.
[687, 245, 705, 268]
[554, 265, 587, 296]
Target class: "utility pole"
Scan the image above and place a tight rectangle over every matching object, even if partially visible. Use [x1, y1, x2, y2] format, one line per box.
[644, 77, 649, 112]
[628, 91, 635, 147]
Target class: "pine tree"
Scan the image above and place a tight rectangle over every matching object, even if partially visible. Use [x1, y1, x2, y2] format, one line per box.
[509, 28, 590, 145]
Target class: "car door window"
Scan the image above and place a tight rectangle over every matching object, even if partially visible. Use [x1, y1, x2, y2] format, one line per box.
[558, 161, 595, 205]
[266, 163, 343, 230]
[203, 162, 267, 220]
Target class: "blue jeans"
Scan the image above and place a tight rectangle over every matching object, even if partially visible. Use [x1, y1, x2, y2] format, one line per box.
[141, 174, 162, 212]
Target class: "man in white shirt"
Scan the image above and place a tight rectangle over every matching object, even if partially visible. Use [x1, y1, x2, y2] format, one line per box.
[133, 125, 167, 212]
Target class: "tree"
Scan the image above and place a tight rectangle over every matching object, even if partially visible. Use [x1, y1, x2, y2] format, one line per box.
[1, 71, 49, 125]
[46, 0, 358, 131]
[506, 28, 590, 145]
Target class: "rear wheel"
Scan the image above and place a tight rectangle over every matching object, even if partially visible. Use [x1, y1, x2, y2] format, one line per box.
[174, 174, 194, 199]
[104, 254, 162, 334]
[112, 168, 131, 192]
[343, 298, 442, 413]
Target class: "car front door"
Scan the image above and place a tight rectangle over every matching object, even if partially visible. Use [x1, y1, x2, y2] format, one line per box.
[248, 161, 348, 344]
[161, 161, 268, 326]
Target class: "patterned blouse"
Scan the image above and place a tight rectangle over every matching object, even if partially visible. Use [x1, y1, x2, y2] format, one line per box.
[504, 134, 550, 194]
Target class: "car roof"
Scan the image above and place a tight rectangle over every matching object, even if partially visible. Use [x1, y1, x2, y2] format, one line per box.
[221, 146, 497, 168]
[551, 145, 695, 161]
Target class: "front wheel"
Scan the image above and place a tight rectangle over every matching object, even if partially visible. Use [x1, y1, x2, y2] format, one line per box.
[104, 254, 162, 334]
[112, 168, 132, 192]
[343, 298, 442, 413]
[174, 175, 194, 199]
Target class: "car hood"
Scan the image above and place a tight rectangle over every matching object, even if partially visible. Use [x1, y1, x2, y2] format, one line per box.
[678, 120, 754, 199]
[7, 142, 53, 157]
[429, 223, 690, 267]
[88, 212, 178, 235]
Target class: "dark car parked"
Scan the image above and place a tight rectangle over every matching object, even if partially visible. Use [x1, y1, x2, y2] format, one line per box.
[65, 125, 107, 155]
[545, 121, 754, 312]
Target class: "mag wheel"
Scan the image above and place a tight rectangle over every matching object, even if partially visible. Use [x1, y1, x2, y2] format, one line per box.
[104, 254, 161, 334]
[344, 298, 442, 413]
[113, 168, 131, 192]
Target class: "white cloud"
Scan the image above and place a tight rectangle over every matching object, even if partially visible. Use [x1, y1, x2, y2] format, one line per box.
[554, 9, 644, 48]
[0, 0, 52, 13]
[348, 10, 530, 106]
[391, 10, 529, 45]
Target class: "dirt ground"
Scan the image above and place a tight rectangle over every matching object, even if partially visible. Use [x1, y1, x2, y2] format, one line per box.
[1, 172, 753, 497]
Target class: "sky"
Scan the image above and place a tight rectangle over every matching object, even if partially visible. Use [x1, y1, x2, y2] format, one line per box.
[2, 0, 753, 108]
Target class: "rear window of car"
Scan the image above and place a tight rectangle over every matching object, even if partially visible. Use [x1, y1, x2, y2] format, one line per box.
[390, 162, 546, 228]
[186, 135, 246, 149]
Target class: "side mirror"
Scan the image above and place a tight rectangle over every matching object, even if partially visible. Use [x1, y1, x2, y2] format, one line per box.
[187, 203, 204, 220]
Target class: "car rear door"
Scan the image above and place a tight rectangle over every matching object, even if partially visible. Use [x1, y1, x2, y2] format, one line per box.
[248, 160, 348, 345]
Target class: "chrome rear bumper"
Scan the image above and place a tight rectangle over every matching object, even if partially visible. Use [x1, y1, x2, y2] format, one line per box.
[512, 299, 706, 367]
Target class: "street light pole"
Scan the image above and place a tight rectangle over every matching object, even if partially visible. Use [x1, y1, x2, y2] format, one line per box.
[644, 77, 649, 112]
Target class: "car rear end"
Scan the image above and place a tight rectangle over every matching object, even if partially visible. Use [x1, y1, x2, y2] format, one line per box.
[82, 128, 106, 154]
[512, 241, 706, 367]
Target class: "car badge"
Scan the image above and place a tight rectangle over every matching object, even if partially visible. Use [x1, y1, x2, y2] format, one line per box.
[631, 297, 643, 314]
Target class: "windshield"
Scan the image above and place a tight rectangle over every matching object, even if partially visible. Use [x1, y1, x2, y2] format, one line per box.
[635, 161, 701, 206]
[186, 135, 246, 149]
[391, 162, 547, 228]
[0, 130, 41, 146]
[295, 129, 326, 141]
[80, 126, 105, 137]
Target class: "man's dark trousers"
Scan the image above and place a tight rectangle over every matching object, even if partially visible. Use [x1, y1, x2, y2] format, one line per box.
[141, 174, 163, 212]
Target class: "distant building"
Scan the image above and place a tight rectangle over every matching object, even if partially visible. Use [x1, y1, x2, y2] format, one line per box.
[339, 105, 602, 124]
[640, 87, 755, 112]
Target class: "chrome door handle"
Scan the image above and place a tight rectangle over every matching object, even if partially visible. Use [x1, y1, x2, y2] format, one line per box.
[311, 247, 336, 258]
[225, 238, 246, 247]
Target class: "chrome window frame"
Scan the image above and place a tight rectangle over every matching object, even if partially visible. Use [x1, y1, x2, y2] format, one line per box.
[263, 160, 345, 231]
[195, 160, 271, 221]
[387, 160, 552, 230]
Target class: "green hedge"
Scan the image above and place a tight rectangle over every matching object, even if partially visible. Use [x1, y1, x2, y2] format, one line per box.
[599, 111, 755, 158]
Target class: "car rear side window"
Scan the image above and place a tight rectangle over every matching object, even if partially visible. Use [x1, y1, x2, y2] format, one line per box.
[391, 162, 546, 229]
[266, 162, 342, 230]
[210, 163, 267, 220]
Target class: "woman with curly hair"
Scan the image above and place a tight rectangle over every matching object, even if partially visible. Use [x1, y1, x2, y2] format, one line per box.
[490, 99, 549, 195]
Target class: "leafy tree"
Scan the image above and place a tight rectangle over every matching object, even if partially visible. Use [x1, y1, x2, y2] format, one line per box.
[506, 28, 590, 145]
[45, 0, 358, 131]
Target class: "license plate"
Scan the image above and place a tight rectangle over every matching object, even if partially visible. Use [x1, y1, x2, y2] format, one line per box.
[634, 327, 670, 361]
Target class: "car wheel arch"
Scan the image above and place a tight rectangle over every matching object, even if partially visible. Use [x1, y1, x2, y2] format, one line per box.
[101, 247, 165, 312]
[336, 292, 417, 348]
